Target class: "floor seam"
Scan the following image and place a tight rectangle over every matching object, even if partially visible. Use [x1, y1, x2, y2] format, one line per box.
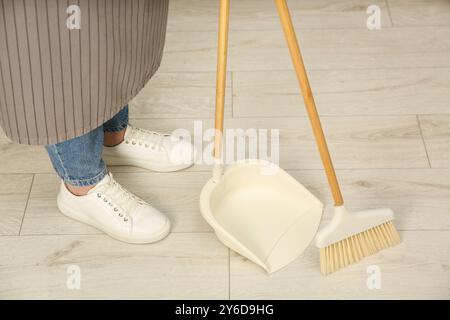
[3, 229, 449, 238]
[3, 166, 450, 177]
[18, 174, 35, 236]
[231, 71, 234, 118]
[128, 113, 450, 120]
[158, 66, 450, 74]
[416, 115, 433, 168]
[384, 0, 395, 27]
[166, 24, 450, 32]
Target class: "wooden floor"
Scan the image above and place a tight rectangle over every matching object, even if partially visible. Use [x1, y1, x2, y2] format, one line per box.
[0, 0, 449, 299]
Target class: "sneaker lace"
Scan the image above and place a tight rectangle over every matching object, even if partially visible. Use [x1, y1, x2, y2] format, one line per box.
[95, 175, 144, 219]
[127, 127, 168, 151]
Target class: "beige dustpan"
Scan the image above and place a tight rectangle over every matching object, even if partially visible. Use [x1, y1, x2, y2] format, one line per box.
[199, 0, 324, 274]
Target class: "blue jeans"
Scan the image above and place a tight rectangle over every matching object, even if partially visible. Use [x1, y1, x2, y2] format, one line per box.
[45, 106, 129, 187]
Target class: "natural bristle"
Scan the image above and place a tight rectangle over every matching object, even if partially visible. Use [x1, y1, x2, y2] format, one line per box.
[320, 221, 401, 275]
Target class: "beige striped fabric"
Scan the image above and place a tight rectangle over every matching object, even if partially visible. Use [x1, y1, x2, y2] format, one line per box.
[0, 0, 169, 145]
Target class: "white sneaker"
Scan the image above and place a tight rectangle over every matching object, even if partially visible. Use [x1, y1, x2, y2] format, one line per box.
[103, 125, 196, 172]
[57, 173, 171, 244]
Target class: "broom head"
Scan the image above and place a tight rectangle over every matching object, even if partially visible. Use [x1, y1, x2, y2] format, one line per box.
[315, 206, 401, 275]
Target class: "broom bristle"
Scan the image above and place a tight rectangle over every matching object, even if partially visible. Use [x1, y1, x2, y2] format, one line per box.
[320, 221, 400, 275]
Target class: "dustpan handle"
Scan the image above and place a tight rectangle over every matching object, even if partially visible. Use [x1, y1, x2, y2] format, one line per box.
[212, 0, 230, 181]
[275, 0, 344, 206]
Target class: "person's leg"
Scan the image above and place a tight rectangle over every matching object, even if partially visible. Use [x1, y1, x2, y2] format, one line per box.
[103, 105, 129, 147]
[45, 126, 106, 196]
[44, 114, 170, 243]
[46, 105, 128, 187]
[45, 105, 128, 196]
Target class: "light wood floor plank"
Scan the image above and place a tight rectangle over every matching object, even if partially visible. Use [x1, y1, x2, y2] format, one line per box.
[387, 0, 450, 26]
[289, 169, 450, 231]
[168, 0, 392, 32]
[419, 115, 450, 168]
[230, 231, 450, 299]
[0, 194, 29, 236]
[160, 27, 450, 72]
[0, 233, 228, 299]
[20, 168, 449, 236]
[0, 143, 53, 174]
[132, 116, 429, 170]
[21, 172, 212, 235]
[20, 174, 99, 235]
[0, 118, 430, 174]
[233, 68, 450, 117]
[0, 174, 33, 236]
[130, 72, 232, 119]
[0, 174, 33, 194]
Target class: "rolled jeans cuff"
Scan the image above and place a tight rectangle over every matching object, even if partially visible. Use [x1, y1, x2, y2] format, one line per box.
[62, 166, 108, 187]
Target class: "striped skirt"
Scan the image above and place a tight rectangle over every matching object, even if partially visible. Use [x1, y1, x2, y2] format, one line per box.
[0, 0, 169, 145]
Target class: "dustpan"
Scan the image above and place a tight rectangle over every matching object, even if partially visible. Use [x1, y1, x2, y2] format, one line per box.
[199, 0, 324, 274]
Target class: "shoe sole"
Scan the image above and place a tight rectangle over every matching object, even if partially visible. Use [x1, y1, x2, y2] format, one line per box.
[57, 197, 171, 244]
[103, 154, 194, 173]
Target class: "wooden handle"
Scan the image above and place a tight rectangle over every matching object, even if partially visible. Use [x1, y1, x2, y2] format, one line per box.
[274, 0, 344, 206]
[213, 0, 230, 160]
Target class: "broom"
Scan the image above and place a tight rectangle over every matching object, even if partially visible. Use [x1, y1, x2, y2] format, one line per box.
[274, 0, 401, 274]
